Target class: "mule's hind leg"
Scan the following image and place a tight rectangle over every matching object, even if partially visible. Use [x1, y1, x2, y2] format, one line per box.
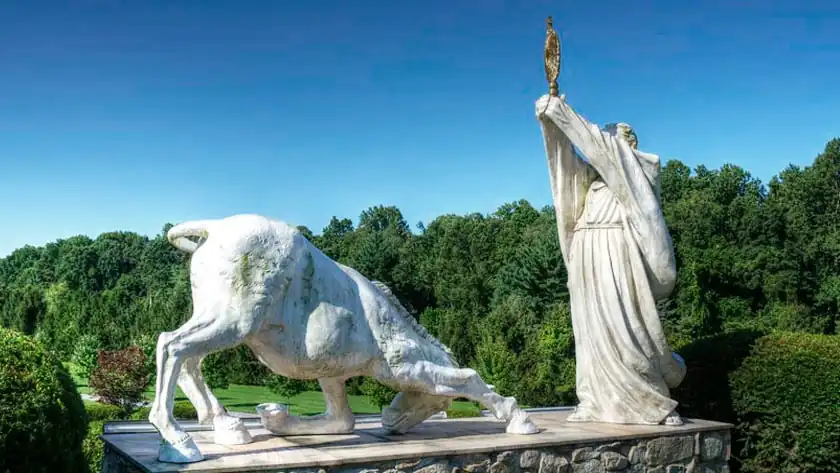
[149, 315, 259, 463]
[258, 377, 355, 435]
[391, 362, 538, 435]
[381, 391, 452, 434]
[176, 356, 252, 445]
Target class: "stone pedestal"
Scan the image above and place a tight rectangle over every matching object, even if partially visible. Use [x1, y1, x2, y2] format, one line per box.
[100, 409, 731, 473]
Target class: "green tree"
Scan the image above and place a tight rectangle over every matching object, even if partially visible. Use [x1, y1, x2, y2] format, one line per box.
[70, 334, 101, 381]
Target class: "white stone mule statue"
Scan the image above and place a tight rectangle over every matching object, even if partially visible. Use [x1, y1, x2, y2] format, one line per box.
[149, 214, 538, 463]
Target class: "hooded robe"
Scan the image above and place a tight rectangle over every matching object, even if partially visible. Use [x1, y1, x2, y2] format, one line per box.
[536, 94, 685, 424]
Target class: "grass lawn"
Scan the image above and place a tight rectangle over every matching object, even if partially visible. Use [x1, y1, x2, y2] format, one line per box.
[66, 362, 480, 416]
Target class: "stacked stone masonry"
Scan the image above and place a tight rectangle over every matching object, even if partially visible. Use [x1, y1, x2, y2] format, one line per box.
[101, 428, 730, 473]
[277, 431, 731, 473]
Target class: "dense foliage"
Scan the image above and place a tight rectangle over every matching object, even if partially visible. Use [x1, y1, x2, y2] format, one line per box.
[675, 331, 840, 473]
[266, 374, 318, 399]
[1, 139, 839, 471]
[70, 333, 101, 381]
[0, 328, 88, 473]
[731, 333, 840, 473]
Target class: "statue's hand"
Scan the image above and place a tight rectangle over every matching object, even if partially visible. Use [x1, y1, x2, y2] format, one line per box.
[536, 93, 566, 119]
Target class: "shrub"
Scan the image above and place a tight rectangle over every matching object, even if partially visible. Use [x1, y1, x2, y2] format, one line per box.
[83, 421, 105, 473]
[202, 345, 272, 387]
[345, 376, 365, 395]
[672, 330, 765, 473]
[84, 401, 125, 421]
[674, 330, 840, 473]
[518, 301, 576, 407]
[0, 328, 88, 473]
[201, 350, 230, 389]
[131, 400, 198, 420]
[89, 345, 150, 413]
[731, 333, 840, 473]
[265, 374, 310, 399]
[672, 330, 765, 426]
[70, 333, 101, 381]
[446, 406, 482, 418]
[132, 333, 157, 381]
[360, 377, 397, 410]
[474, 335, 519, 397]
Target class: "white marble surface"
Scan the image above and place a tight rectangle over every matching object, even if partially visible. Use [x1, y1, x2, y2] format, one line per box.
[536, 94, 687, 426]
[149, 214, 537, 463]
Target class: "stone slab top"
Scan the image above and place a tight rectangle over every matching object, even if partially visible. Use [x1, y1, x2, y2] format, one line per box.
[101, 410, 731, 473]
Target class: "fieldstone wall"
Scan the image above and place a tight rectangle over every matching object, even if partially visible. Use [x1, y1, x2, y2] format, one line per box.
[101, 429, 730, 473]
[101, 444, 144, 473]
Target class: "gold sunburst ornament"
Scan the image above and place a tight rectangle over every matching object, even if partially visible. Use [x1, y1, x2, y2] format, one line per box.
[544, 16, 561, 97]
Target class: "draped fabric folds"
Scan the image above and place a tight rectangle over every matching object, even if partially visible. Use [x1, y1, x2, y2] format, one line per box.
[536, 95, 685, 424]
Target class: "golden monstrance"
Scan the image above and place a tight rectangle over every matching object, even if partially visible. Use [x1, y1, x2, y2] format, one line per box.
[544, 16, 561, 97]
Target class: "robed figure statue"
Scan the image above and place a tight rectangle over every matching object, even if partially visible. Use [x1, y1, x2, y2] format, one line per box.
[536, 93, 686, 426]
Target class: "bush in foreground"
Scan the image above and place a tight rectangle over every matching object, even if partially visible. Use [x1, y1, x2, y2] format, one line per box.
[731, 333, 840, 473]
[0, 328, 88, 473]
[675, 330, 840, 473]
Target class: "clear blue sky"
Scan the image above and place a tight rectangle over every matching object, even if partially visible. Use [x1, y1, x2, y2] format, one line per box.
[1, 0, 838, 257]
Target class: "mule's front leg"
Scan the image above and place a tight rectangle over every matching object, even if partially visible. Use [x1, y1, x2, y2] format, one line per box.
[258, 377, 355, 435]
[391, 362, 539, 435]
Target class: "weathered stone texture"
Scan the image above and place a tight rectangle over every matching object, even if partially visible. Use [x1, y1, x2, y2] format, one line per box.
[599, 451, 628, 471]
[646, 435, 695, 466]
[520, 450, 542, 469]
[100, 429, 730, 473]
[539, 452, 570, 473]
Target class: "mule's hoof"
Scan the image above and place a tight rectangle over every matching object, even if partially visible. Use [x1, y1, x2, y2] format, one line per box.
[506, 411, 539, 435]
[214, 417, 253, 445]
[158, 434, 204, 463]
[256, 403, 289, 433]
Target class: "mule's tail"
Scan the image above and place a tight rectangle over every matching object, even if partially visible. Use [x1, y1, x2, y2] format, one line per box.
[166, 220, 216, 253]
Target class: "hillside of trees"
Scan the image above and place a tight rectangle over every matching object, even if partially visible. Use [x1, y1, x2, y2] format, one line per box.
[1, 139, 838, 408]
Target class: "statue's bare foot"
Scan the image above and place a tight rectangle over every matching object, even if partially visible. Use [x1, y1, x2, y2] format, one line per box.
[566, 407, 595, 423]
[663, 410, 684, 426]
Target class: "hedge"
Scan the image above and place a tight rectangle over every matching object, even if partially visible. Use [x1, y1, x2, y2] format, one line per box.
[0, 328, 89, 473]
[131, 401, 198, 420]
[731, 332, 840, 473]
[672, 330, 765, 427]
[674, 330, 840, 473]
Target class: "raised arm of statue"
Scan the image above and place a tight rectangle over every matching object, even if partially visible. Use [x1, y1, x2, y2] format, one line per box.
[536, 94, 619, 179]
[535, 96, 596, 266]
[537, 93, 676, 300]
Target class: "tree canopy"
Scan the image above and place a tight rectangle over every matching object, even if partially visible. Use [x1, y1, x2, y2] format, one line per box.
[1, 138, 838, 406]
